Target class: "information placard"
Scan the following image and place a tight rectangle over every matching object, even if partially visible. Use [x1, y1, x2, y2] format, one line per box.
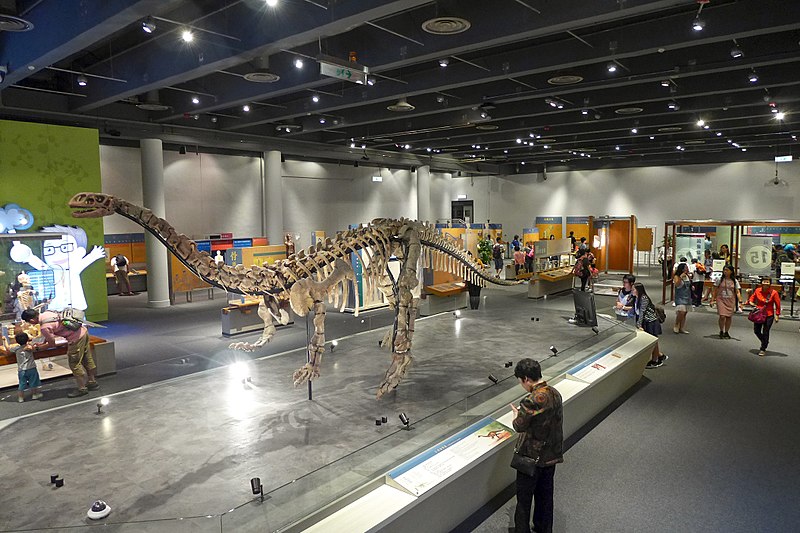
[740, 236, 774, 276]
[389, 418, 514, 496]
[712, 259, 726, 272]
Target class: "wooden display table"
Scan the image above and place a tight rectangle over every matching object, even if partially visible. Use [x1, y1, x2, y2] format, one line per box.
[420, 282, 468, 316]
[0, 335, 116, 389]
[528, 268, 574, 299]
[221, 299, 294, 337]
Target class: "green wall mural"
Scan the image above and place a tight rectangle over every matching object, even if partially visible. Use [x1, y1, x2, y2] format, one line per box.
[0, 119, 108, 322]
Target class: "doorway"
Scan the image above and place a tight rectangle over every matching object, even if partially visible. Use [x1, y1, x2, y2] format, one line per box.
[451, 200, 474, 224]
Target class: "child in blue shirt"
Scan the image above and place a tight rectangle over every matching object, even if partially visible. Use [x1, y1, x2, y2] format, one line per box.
[3, 332, 43, 402]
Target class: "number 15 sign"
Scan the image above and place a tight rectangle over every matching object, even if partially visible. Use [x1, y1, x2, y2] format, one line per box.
[740, 236, 774, 276]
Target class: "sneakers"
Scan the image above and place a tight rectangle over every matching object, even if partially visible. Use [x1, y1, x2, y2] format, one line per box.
[67, 388, 89, 398]
[17, 397, 24, 403]
[673, 326, 680, 334]
[86, 381, 100, 391]
[758, 350, 766, 357]
[658, 354, 669, 363]
[31, 393, 43, 400]
[723, 332, 731, 339]
[645, 359, 663, 369]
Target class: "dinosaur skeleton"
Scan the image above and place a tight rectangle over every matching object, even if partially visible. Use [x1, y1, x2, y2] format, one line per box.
[69, 192, 519, 397]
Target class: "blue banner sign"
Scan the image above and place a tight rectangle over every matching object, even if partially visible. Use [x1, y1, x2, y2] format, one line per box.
[535, 216, 562, 224]
[566, 216, 589, 224]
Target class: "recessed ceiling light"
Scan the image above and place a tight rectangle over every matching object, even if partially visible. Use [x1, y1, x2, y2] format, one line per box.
[242, 104, 250, 112]
[631, 128, 638, 134]
[181, 29, 193, 42]
[615, 146, 620, 151]
[294, 58, 304, 69]
[716, 132, 723, 136]
[191, 95, 199, 104]
[649, 136, 655, 140]
[311, 94, 319, 103]
[516, 138, 522, 143]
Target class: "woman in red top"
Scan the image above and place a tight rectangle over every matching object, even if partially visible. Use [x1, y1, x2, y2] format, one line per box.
[748, 277, 781, 356]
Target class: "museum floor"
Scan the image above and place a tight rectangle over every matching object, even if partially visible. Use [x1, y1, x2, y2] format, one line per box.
[1, 277, 800, 532]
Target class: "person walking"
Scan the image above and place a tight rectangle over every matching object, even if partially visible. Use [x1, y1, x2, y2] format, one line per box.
[21, 309, 99, 397]
[614, 274, 637, 323]
[710, 264, 741, 339]
[690, 258, 705, 307]
[702, 249, 715, 302]
[510, 358, 563, 533]
[573, 249, 593, 292]
[632, 282, 667, 368]
[492, 237, 504, 277]
[673, 262, 691, 334]
[748, 277, 781, 356]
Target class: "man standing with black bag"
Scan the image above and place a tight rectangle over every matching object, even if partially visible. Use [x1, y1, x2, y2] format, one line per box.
[509, 358, 563, 533]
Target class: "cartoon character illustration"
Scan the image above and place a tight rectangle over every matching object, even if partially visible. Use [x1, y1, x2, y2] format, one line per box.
[9, 225, 105, 312]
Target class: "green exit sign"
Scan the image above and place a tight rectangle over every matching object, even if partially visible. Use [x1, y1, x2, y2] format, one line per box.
[319, 60, 368, 85]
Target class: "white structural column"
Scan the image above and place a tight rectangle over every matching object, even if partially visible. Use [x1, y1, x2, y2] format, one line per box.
[140, 139, 170, 308]
[416, 165, 431, 223]
[264, 150, 284, 245]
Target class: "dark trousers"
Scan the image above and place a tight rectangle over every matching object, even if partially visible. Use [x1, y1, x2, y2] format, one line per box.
[754, 315, 775, 350]
[691, 281, 704, 306]
[515, 263, 522, 275]
[515, 466, 556, 533]
[579, 274, 590, 291]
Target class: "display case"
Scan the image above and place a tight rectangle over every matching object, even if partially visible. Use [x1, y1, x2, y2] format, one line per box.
[527, 238, 574, 298]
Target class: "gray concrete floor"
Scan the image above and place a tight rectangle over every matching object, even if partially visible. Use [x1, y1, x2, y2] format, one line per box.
[0, 282, 630, 531]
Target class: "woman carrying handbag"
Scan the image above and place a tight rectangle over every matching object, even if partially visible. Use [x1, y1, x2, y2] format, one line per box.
[748, 277, 781, 356]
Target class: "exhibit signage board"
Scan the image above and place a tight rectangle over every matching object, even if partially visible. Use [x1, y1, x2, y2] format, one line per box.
[712, 259, 726, 272]
[535, 216, 563, 240]
[675, 235, 704, 261]
[740, 236, 774, 276]
[388, 417, 514, 496]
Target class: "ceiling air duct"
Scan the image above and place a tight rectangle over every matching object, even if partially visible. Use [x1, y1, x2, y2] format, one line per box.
[0, 1, 33, 31]
[136, 90, 170, 111]
[243, 56, 280, 83]
[387, 98, 415, 112]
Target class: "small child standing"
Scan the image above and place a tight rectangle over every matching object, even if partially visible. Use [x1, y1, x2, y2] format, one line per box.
[3, 332, 43, 402]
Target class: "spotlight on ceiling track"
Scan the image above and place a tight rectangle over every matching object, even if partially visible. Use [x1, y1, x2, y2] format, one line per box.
[191, 95, 199, 104]
[581, 109, 589, 115]
[438, 58, 449, 68]
[730, 47, 743, 58]
[265, 0, 278, 6]
[776, 112, 786, 120]
[294, 58, 304, 69]
[181, 29, 194, 43]
[692, 17, 705, 31]
[661, 79, 670, 87]
[748, 71, 759, 83]
[696, 119, 705, 127]
[607, 62, 617, 73]
[242, 104, 250, 112]
[311, 94, 319, 103]
[142, 17, 156, 34]
[366, 77, 375, 86]
[668, 101, 680, 111]
[76, 74, 87, 87]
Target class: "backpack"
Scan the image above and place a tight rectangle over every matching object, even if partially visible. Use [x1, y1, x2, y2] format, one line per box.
[42, 310, 84, 331]
[653, 304, 667, 323]
[115, 254, 127, 267]
[492, 244, 503, 259]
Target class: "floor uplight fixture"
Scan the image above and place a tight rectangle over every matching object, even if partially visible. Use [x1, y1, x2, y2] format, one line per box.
[250, 477, 264, 502]
[488, 374, 499, 384]
[549, 345, 559, 356]
[399, 412, 410, 428]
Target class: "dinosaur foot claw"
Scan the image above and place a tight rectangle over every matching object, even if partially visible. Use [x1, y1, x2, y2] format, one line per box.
[376, 353, 414, 399]
[293, 363, 320, 387]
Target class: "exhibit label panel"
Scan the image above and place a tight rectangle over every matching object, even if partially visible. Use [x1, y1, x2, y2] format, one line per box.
[535, 216, 563, 240]
[389, 417, 513, 496]
[740, 235, 775, 276]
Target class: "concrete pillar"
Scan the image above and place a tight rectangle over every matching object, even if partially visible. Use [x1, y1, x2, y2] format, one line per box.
[263, 150, 284, 245]
[416, 165, 431, 223]
[140, 139, 170, 308]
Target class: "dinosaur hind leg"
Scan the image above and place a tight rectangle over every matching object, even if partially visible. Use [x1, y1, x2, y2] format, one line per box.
[229, 298, 276, 352]
[292, 300, 326, 386]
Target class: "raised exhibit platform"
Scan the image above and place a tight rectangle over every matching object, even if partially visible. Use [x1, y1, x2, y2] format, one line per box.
[0, 288, 636, 532]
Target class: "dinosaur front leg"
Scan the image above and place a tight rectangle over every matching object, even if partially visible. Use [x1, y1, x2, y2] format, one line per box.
[292, 300, 326, 386]
[229, 298, 276, 352]
[377, 231, 421, 398]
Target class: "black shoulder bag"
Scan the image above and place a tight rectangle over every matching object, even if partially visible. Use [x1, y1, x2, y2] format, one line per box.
[510, 433, 544, 477]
